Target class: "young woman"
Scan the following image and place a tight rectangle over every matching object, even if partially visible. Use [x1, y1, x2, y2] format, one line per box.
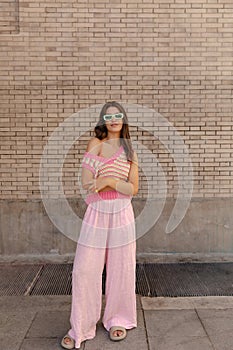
[61, 101, 139, 349]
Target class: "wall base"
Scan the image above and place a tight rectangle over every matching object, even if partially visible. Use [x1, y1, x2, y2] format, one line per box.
[1, 197, 233, 263]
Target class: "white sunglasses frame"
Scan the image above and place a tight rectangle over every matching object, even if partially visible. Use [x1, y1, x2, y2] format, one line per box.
[102, 113, 124, 121]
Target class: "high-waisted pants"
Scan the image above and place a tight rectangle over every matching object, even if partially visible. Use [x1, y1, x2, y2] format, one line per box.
[67, 198, 137, 349]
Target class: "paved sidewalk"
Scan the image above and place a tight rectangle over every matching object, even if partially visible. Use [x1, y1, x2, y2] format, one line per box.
[1, 295, 233, 350]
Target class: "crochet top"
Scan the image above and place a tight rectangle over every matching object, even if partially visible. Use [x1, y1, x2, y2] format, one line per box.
[81, 145, 132, 204]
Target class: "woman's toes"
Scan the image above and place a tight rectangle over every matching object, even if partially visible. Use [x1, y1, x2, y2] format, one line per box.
[113, 330, 123, 337]
[64, 337, 71, 344]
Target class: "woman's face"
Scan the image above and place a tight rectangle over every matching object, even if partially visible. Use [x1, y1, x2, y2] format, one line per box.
[104, 106, 124, 134]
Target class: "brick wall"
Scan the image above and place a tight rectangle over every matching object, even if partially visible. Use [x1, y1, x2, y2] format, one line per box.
[0, 0, 19, 34]
[0, 0, 233, 201]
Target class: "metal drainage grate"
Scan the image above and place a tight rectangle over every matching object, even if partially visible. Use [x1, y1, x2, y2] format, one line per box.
[143, 262, 233, 297]
[0, 264, 43, 296]
[29, 264, 148, 296]
[136, 263, 150, 296]
[0, 262, 233, 297]
[30, 264, 73, 295]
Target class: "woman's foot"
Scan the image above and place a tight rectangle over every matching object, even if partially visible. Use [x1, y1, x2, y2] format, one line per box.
[109, 326, 127, 341]
[61, 334, 75, 349]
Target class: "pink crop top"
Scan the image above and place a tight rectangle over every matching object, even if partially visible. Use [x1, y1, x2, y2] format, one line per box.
[81, 145, 132, 204]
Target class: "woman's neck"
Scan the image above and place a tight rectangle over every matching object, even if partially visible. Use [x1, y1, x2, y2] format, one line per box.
[105, 133, 121, 147]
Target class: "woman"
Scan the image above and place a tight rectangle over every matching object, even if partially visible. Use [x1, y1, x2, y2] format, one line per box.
[61, 101, 139, 349]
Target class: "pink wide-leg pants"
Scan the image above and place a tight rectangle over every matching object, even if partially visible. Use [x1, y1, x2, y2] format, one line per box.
[67, 198, 137, 349]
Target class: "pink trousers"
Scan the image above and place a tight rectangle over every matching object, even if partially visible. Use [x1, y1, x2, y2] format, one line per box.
[67, 198, 137, 349]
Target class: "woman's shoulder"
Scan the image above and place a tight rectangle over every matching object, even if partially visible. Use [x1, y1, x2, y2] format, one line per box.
[86, 137, 102, 155]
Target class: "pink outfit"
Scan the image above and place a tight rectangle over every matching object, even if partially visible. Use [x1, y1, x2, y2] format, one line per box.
[67, 145, 137, 349]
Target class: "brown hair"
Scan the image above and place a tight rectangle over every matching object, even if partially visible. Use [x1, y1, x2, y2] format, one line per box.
[94, 101, 134, 162]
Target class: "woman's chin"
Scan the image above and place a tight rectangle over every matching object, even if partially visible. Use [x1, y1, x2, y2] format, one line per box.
[107, 126, 122, 133]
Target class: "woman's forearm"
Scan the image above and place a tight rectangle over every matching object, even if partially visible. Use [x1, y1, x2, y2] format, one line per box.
[82, 175, 137, 195]
[107, 177, 135, 196]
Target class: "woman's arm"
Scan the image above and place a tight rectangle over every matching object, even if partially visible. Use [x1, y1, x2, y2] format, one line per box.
[81, 138, 102, 190]
[86, 151, 139, 196]
[106, 152, 139, 196]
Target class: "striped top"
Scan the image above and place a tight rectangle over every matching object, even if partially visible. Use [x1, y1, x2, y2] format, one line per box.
[81, 145, 132, 204]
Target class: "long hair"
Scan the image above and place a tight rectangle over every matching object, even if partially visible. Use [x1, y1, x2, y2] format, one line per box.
[94, 101, 134, 162]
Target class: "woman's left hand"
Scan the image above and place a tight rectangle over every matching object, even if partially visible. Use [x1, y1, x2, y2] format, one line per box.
[85, 177, 109, 193]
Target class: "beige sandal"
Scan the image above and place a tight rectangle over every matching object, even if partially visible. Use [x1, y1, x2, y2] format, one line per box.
[109, 326, 127, 341]
[61, 334, 75, 349]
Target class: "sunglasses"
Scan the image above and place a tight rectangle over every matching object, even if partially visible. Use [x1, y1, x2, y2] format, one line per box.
[102, 113, 124, 121]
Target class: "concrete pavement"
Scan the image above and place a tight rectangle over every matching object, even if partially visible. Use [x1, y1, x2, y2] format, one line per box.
[1, 295, 233, 350]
